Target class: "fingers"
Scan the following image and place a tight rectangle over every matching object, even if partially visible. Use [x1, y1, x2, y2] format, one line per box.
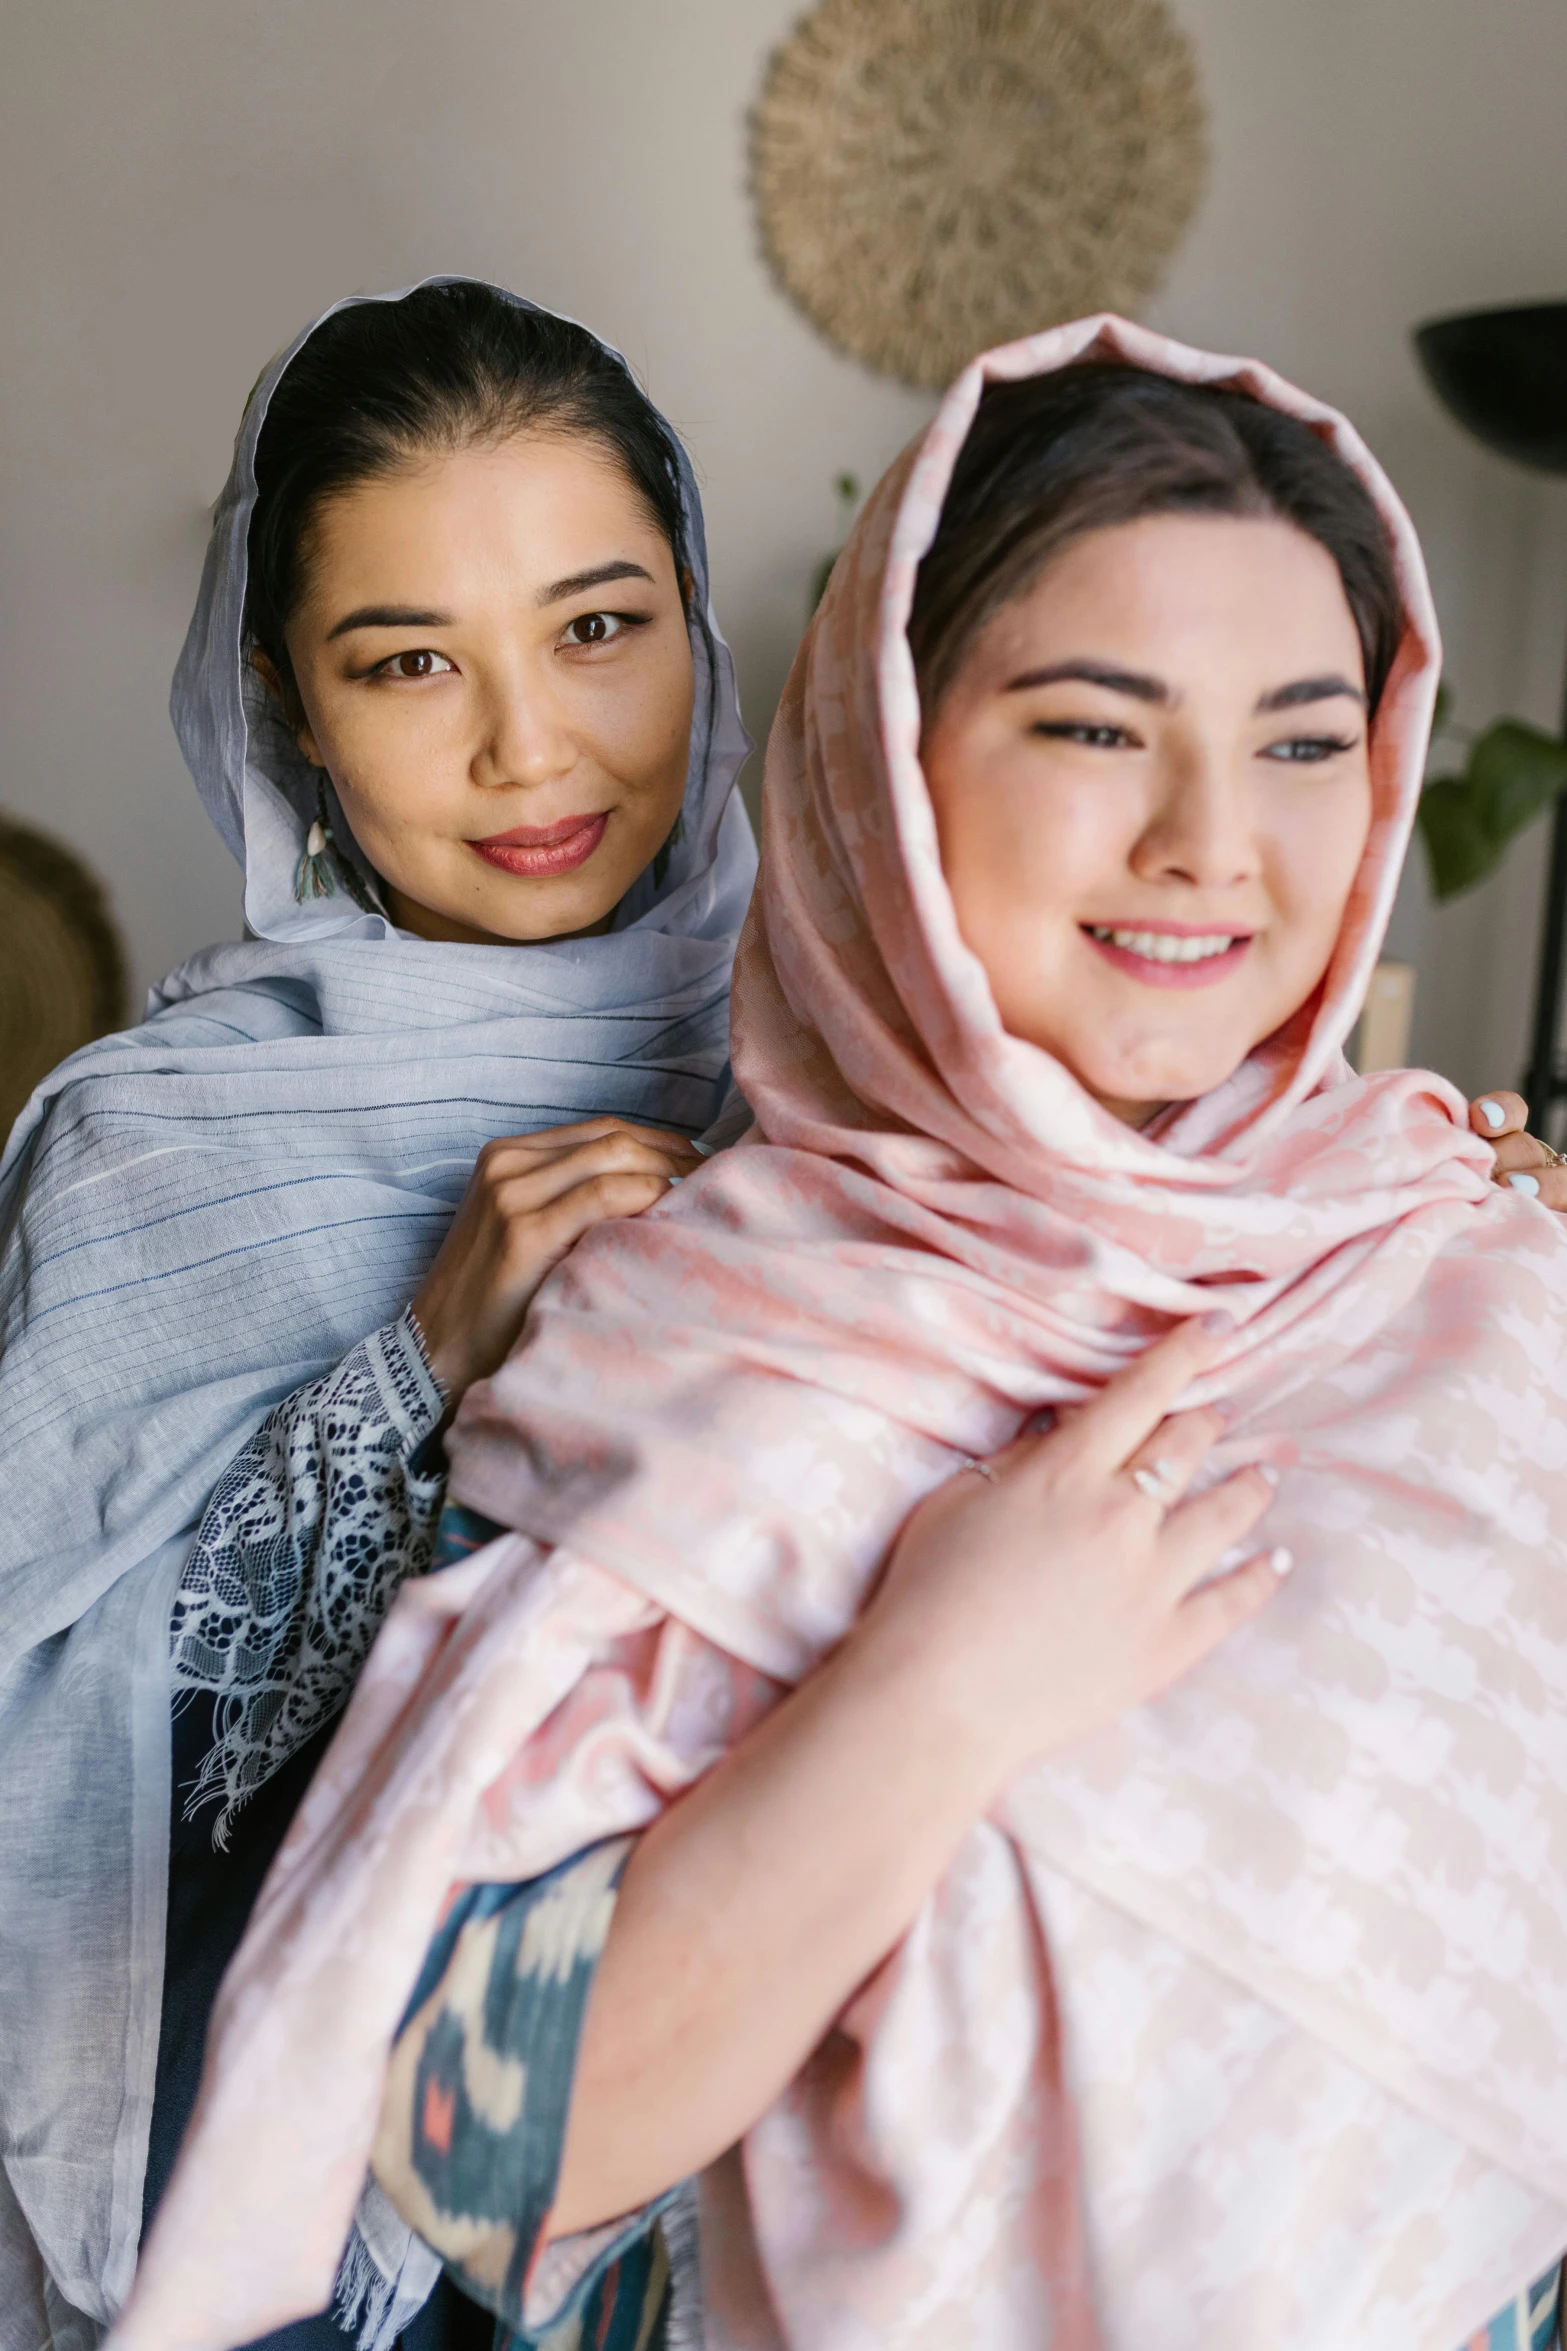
[490, 1129, 698, 1221]
[482, 1117, 701, 1171]
[1483, 1127, 1567, 1208]
[1158, 1464, 1276, 1595]
[1470, 1090, 1528, 1140]
[1121, 1404, 1225, 1510]
[1161, 1542, 1293, 1684]
[504, 1170, 677, 1294]
[1052, 1314, 1231, 1480]
[1468, 1090, 1567, 1204]
[491, 1170, 681, 1316]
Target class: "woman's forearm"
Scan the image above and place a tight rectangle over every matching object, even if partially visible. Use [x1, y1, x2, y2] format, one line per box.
[547, 1624, 997, 2237]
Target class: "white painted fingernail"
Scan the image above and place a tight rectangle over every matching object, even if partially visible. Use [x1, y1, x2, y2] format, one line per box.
[1480, 1098, 1506, 1129]
[666, 1174, 683, 1186]
[1508, 1172, 1540, 1195]
[1271, 1546, 1294, 1576]
[1258, 1463, 1281, 1487]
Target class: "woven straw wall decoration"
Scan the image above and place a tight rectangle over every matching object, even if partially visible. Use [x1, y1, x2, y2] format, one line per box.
[0, 812, 126, 1142]
[750, 0, 1208, 391]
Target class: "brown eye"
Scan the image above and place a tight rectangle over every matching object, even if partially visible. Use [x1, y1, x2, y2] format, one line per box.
[378, 648, 453, 680]
[561, 610, 641, 649]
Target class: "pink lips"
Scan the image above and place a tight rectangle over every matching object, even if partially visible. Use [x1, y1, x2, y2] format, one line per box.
[1081, 920, 1254, 990]
[470, 812, 609, 878]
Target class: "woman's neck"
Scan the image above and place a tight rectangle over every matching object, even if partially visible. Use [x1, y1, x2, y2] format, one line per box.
[1085, 1087, 1172, 1131]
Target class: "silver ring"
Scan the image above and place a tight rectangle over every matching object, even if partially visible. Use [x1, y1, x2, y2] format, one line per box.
[1131, 1458, 1179, 1504]
[960, 1457, 1000, 1485]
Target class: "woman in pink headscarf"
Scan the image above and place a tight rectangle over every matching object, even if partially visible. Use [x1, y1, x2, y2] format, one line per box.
[122, 321, 1567, 2351]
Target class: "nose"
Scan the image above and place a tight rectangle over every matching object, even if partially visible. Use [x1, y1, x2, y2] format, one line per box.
[1130, 738, 1260, 892]
[469, 658, 578, 792]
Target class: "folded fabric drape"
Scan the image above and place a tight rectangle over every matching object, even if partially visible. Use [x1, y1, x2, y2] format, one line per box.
[120, 319, 1567, 2351]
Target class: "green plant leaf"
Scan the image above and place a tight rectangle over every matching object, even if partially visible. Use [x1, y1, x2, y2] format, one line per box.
[1464, 719, 1567, 843]
[1416, 716, 1567, 901]
[1417, 776, 1506, 901]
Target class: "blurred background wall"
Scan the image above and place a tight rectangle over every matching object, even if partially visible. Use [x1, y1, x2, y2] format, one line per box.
[1, 0, 1564, 1094]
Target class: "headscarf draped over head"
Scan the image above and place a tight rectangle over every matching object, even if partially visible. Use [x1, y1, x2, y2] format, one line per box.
[0, 278, 753, 2328]
[120, 321, 1567, 2351]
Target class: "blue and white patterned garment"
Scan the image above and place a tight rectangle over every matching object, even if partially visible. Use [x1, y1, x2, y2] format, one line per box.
[1467, 2272, 1562, 2351]
[0, 276, 753, 2339]
[370, 1841, 679, 2350]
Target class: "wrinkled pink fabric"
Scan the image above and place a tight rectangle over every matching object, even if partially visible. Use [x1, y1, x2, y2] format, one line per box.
[117, 319, 1567, 2351]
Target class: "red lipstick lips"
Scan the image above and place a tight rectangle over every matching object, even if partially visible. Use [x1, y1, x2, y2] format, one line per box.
[470, 812, 609, 878]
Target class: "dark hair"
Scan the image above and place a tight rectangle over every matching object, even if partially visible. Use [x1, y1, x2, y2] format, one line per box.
[907, 363, 1403, 716]
[245, 281, 694, 710]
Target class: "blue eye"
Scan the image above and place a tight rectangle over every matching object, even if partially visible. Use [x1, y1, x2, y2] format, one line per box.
[1032, 721, 1135, 749]
[1262, 734, 1358, 764]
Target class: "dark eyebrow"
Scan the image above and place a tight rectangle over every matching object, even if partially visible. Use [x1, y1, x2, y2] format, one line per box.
[327, 604, 453, 641]
[1004, 659, 1171, 705]
[1255, 674, 1368, 713]
[323, 560, 658, 640]
[537, 559, 655, 607]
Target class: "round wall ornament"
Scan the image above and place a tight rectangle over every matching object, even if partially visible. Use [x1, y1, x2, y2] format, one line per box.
[750, 0, 1209, 390]
[0, 812, 127, 1142]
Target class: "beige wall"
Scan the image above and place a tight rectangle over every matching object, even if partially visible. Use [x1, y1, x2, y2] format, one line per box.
[3, 0, 1566, 1094]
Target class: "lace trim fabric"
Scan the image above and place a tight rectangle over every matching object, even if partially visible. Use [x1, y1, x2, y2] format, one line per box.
[169, 1307, 447, 1839]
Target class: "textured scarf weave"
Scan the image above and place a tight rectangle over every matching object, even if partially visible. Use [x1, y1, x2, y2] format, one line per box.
[0, 278, 753, 2332]
[119, 321, 1567, 2351]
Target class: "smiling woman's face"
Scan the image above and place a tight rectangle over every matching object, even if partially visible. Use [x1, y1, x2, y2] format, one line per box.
[920, 511, 1375, 1125]
[268, 433, 696, 945]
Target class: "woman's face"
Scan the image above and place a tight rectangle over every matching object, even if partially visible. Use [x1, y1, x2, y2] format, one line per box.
[269, 434, 696, 944]
[921, 513, 1375, 1125]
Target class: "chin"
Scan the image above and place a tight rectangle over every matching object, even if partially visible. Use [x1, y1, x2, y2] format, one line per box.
[487, 899, 605, 944]
[1077, 1047, 1243, 1112]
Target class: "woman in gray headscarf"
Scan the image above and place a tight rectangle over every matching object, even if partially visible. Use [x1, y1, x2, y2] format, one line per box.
[0, 277, 754, 2349]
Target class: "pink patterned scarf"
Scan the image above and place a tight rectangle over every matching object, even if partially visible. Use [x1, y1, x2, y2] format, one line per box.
[119, 319, 1567, 2351]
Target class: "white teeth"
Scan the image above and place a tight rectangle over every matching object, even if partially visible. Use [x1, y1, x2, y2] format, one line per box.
[1088, 926, 1239, 964]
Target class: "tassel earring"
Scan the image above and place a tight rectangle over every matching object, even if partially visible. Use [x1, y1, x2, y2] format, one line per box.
[293, 776, 389, 915]
[294, 778, 340, 902]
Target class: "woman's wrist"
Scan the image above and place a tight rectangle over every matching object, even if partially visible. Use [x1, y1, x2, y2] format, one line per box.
[831, 1606, 1020, 1811]
[407, 1277, 464, 1400]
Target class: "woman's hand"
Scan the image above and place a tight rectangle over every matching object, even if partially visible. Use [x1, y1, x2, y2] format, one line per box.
[1470, 1090, 1567, 1210]
[412, 1117, 701, 1402]
[550, 1315, 1282, 2237]
[854, 1312, 1284, 1792]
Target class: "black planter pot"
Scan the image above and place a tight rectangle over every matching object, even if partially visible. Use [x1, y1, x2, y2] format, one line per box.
[1415, 304, 1567, 476]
